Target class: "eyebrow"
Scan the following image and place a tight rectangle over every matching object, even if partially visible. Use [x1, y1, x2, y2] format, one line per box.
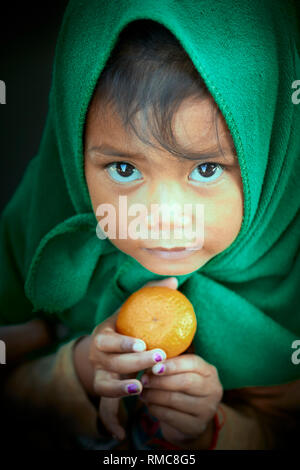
[88, 144, 237, 161]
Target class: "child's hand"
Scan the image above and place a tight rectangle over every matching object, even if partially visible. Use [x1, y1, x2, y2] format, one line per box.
[89, 277, 178, 441]
[139, 348, 223, 449]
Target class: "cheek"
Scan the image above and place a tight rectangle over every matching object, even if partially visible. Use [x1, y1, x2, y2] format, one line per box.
[204, 184, 243, 252]
[85, 162, 99, 211]
[84, 168, 140, 250]
[85, 163, 118, 213]
[112, 238, 136, 256]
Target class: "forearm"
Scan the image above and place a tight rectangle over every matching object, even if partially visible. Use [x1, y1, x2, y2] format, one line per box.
[1, 337, 99, 439]
[0, 319, 52, 363]
[73, 334, 96, 397]
[212, 402, 268, 450]
[170, 402, 266, 451]
[196, 385, 300, 450]
[175, 390, 299, 451]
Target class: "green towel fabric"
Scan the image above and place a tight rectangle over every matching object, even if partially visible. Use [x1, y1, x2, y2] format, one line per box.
[0, 0, 299, 389]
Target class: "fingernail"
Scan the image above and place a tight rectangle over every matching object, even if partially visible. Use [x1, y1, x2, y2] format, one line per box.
[141, 375, 149, 386]
[152, 349, 166, 362]
[132, 340, 146, 352]
[169, 277, 178, 288]
[126, 383, 140, 394]
[96, 335, 102, 348]
[152, 363, 165, 374]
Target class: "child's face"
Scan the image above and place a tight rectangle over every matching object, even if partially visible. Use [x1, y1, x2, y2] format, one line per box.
[84, 95, 243, 275]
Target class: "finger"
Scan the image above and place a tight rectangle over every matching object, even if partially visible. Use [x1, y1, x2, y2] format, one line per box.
[95, 348, 167, 375]
[91, 307, 121, 336]
[94, 368, 143, 398]
[94, 368, 118, 384]
[147, 354, 216, 378]
[93, 330, 147, 354]
[140, 371, 211, 396]
[99, 397, 125, 440]
[147, 403, 207, 437]
[140, 389, 217, 418]
[145, 277, 178, 289]
[159, 421, 194, 445]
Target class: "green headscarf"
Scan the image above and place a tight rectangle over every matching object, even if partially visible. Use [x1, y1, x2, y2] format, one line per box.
[1, 0, 299, 389]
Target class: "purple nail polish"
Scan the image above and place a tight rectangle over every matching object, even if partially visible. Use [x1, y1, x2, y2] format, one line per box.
[141, 375, 149, 386]
[126, 383, 139, 394]
[153, 352, 163, 362]
[152, 362, 165, 374]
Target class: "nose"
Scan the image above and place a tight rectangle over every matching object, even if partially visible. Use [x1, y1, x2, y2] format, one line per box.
[146, 203, 192, 232]
[143, 182, 195, 237]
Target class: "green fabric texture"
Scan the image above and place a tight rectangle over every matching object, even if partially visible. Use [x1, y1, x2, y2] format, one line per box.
[0, 0, 299, 389]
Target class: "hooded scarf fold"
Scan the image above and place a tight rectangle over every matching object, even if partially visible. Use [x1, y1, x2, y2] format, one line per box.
[1, 0, 299, 389]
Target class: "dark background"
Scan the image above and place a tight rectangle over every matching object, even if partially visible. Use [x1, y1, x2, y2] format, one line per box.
[0, 1, 69, 212]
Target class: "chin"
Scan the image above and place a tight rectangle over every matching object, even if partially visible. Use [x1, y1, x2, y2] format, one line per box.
[136, 257, 206, 276]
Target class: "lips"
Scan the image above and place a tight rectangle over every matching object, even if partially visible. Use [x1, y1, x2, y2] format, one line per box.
[142, 245, 201, 260]
[144, 246, 200, 251]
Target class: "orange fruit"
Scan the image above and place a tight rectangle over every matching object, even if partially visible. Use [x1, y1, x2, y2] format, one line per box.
[116, 286, 197, 358]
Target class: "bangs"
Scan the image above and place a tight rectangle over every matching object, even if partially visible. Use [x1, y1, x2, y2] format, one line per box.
[90, 19, 228, 160]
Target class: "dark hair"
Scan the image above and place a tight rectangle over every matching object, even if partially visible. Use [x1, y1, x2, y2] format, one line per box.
[89, 19, 229, 160]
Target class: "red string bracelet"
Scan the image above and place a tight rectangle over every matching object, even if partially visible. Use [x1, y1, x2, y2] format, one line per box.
[208, 405, 226, 450]
[153, 405, 227, 451]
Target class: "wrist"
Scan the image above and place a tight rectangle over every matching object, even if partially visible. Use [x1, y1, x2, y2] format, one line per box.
[175, 407, 225, 450]
[190, 416, 216, 450]
[198, 417, 216, 450]
[169, 416, 215, 451]
[73, 335, 96, 398]
[207, 406, 226, 450]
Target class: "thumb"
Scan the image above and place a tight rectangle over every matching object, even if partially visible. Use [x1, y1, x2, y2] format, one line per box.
[144, 277, 178, 290]
[99, 396, 125, 441]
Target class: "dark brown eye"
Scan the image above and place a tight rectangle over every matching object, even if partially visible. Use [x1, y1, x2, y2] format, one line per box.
[116, 162, 134, 177]
[189, 162, 224, 182]
[198, 163, 218, 177]
[106, 162, 142, 183]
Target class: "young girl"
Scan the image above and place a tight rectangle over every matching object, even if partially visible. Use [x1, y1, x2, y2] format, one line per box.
[1, 0, 299, 450]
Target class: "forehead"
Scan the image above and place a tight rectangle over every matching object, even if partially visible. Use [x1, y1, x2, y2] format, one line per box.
[85, 94, 233, 154]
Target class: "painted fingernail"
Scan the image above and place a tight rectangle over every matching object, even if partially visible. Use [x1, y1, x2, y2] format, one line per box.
[132, 340, 146, 352]
[126, 383, 140, 394]
[152, 363, 165, 374]
[152, 349, 166, 362]
[141, 375, 149, 386]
